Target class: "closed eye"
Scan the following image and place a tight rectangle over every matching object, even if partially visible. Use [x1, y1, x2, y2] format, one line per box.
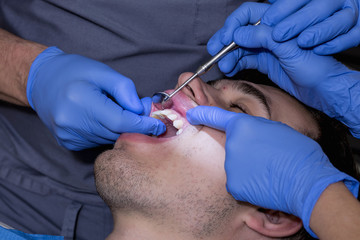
[230, 102, 247, 114]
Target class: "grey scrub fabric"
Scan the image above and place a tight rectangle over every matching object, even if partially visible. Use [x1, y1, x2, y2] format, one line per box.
[0, 0, 260, 239]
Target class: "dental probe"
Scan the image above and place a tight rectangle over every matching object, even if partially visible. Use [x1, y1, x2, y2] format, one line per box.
[155, 20, 261, 107]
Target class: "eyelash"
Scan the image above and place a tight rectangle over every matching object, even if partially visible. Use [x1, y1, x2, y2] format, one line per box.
[230, 102, 247, 114]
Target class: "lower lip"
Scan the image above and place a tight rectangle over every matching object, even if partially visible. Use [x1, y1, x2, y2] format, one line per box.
[115, 132, 175, 146]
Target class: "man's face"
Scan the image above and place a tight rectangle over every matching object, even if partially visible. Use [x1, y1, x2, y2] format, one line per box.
[95, 72, 319, 238]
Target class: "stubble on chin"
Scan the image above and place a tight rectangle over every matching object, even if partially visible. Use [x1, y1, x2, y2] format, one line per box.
[94, 145, 169, 216]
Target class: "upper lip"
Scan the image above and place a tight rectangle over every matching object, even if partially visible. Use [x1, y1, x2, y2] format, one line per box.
[151, 90, 197, 117]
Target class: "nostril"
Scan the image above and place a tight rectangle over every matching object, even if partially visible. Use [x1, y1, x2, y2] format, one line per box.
[186, 85, 195, 98]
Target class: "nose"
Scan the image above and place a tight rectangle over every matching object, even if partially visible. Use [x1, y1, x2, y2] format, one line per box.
[177, 72, 209, 105]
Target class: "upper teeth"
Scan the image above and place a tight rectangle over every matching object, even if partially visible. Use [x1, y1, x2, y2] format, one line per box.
[151, 109, 184, 135]
[167, 114, 177, 121]
[173, 120, 183, 129]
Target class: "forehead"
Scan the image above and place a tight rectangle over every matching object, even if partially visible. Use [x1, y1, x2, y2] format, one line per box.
[212, 79, 320, 139]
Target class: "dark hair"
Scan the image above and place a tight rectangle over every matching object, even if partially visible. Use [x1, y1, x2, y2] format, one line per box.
[226, 70, 360, 240]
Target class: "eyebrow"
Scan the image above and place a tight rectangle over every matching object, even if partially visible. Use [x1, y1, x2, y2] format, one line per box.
[231, 81, 271, 118]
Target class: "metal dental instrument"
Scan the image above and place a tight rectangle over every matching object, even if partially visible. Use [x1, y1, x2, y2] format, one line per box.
[154, 20, 261, 107]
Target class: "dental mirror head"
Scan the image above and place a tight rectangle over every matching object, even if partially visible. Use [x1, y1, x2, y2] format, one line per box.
[152, 92, 173, 109]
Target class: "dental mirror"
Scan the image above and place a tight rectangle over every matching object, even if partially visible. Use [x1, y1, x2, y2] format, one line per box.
[152, 92, 173, 109]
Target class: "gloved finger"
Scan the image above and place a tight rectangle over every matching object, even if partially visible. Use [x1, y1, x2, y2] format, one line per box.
[262, 0, 308, 26]
[221, 2, 270, 45]
[217, 48, 244, 75]
[53, 113, 121, 142]
[218, 49, 257, 77]
[236, 53, 298, 97]
[186, 106, 239, 131]
[233, 25, 277, 50]
[55, 128, 115, 151]
[313, 26, 360, 55]
[223, 63, 243, 77]
[223, 54, 256, 77]
[115, 111, 166, 135]
[89, 91, 165, 135]
[207, 30, 227, 56]
[234, 54, 259, 71]
[61, 136, 114, 151]
[298, 8, 356, 48]
[94, 69, 144, 114]
[141, 97, 152, 116]
[272, 0, 344, 42]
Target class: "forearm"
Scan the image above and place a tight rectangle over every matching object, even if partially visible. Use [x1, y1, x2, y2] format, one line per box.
[310, 182, 360, 239]
[0, 28, 47, 106]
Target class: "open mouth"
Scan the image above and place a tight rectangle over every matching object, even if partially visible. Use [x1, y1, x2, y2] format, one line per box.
[150, 88, 197, 138]
[150, 89, 196, 138]
[151, 109, 186, 138]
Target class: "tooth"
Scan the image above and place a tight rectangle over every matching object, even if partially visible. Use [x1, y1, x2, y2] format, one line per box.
[152, 110, 163, 115]
[167, 114, 177, 121]
[151, 110, 166, 119]
[151, 110, 163, 117]
[161, 109, 172, 115]
[173, 119, 183, 129]
[176, 129, 183, 135]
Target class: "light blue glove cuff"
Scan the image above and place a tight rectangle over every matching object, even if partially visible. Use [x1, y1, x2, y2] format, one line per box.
[303, 174, 359, 238]
[0, 226, 63, 240]
[26, 46, 64, 109]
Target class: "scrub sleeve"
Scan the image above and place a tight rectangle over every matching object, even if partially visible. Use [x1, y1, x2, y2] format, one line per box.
[0, 0, 256, 239]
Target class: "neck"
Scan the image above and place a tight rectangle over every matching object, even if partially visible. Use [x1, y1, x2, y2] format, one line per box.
[107, 212, 188, 240]
[107, 211, 247, 240]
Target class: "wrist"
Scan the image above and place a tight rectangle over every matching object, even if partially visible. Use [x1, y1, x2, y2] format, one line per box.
[0, 29, 47, 106]
[309, 182, 360, 239]
[26, 46, 64, 109]
[302, 172, 359, 238]
[16, 41, 48, 106]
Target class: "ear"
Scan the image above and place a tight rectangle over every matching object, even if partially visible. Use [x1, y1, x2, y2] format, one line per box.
[244, 208, 303, 238]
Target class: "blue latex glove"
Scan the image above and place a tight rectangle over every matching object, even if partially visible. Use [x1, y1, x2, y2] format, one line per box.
[187, 106, 359, 238]
[27, 47, 165, 150]
[263, 0, 360, 55]
[208, 3, 360, 138]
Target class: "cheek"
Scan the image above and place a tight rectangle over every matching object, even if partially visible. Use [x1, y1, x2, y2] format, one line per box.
[181, 130, 226, 181]
[205, 88, 228, 108]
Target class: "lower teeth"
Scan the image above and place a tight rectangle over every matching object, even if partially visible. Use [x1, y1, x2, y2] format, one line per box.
[176, 129, 183, 135]
[151, 109, 184, 136]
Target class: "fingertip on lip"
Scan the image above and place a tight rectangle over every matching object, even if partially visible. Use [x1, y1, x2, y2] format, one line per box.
[157, 124, 166, 136]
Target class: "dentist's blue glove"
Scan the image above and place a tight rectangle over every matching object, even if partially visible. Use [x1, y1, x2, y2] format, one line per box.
[263, 0, 360, 55]
[27, 47, 165, 150]
[208, 3, 360, 137]
[187, 106, 359, 238]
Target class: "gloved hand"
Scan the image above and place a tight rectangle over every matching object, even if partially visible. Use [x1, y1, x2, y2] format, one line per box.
[208, 2, 360, 137]
[263, 0, 360, 55]
[187, 106, 359, 238]
[27, 47, 165, 150]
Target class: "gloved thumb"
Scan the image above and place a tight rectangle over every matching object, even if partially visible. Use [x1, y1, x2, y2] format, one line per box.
[186, 106, 238, 131]
[141, 97, 153, 116]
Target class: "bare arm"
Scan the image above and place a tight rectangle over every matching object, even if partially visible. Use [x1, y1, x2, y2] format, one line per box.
[0, 28, 47, 106]
[310, 182, 360, 239]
